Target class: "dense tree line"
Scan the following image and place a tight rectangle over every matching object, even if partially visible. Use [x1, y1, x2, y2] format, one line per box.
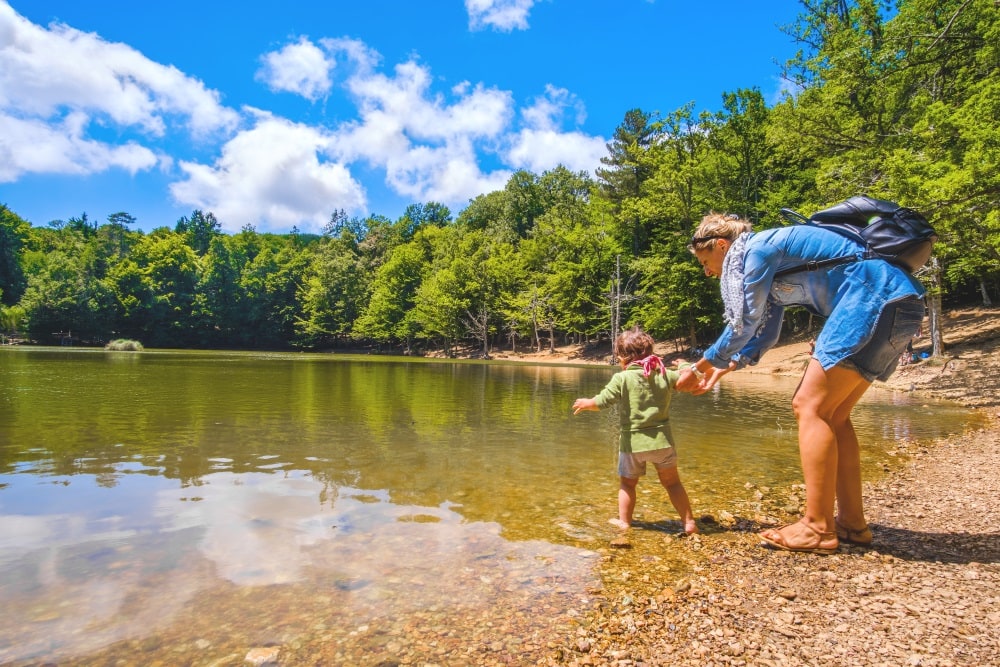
[1, 0, 997, 354]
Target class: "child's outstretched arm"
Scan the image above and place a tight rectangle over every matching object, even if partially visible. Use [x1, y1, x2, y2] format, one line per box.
[572, 397, 599, 415]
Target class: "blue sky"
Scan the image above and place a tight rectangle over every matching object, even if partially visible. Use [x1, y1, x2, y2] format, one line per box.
[1, 1, 805, 234]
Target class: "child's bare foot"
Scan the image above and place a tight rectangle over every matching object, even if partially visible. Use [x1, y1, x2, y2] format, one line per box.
[608, 518, 630, 530]
[684, 520, 699, 535]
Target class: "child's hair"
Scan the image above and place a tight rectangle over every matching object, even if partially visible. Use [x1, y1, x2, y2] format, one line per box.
[688, 212, 753, 253]
[615, 326, 655, 364]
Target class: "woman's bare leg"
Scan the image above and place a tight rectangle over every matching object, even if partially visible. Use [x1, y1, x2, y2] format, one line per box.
[832, 380, 872, 531]
[784, 359, 869, 540]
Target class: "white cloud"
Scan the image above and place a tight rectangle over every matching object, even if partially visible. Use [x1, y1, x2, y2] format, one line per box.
[343, 61, 513, 143]
[505, 127, 606, 175]
[246, 36, 607, 218]
[521, 84, 588, 131]
[0, 2, 239, 181]
[315, 42, 516, 207]
[769, 75, 803, 106]
[465, 0, 537, 32]
[382, 138, 511, 204]
[170, 114, 366, 233]
[255, 37, 333, 101]
[2, 2, 609, 228]
[318, 36, 382, 74]
[504, 86, 607, 174]
[0, 112, 159, 182]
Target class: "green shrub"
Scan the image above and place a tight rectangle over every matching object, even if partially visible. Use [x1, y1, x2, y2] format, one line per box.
[104, 339, 145, 351]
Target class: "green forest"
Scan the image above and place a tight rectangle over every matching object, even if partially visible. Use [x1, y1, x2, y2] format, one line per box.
[1, 0, 997, 355]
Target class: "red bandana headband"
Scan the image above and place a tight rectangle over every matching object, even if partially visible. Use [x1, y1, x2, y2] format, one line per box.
[628, 354, 666, 377]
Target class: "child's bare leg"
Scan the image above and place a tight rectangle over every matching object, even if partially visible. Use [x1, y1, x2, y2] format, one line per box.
[612, 476, 639, 529]
[657, 466, 698, 534]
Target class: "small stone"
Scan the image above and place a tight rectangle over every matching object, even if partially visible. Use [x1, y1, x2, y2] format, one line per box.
[245, 646, 280, 666]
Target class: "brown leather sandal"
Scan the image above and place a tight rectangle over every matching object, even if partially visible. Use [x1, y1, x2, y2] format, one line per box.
[835, 519, 872, 546]
[759, 522, 839, 555]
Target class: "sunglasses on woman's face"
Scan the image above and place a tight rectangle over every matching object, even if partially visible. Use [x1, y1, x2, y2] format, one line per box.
[690, 234, 728, 245]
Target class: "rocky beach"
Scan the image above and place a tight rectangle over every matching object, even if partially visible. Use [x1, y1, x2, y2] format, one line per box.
[519, 307, 1000, 666]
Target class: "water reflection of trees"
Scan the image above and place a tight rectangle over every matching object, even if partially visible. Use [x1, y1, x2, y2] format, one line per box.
[2, 351, 980, 508]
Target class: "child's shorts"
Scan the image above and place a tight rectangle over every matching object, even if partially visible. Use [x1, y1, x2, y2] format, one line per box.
[619, 447, 677, 478]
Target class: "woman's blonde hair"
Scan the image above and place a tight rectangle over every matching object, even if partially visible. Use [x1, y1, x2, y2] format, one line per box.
[688, 212, 753, 252]
[615, 326, 655, 364]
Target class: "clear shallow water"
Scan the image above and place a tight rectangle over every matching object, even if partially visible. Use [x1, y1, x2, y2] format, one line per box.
[0, 348, 982, 664]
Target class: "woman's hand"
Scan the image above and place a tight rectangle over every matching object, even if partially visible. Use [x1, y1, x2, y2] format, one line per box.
[675, 367, 702, 392]
[689, 363, 735, 395]
[573, 398, 598, 415]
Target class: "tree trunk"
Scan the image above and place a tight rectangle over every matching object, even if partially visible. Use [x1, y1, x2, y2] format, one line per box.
[465, 306, 491, 359]
[611, 255, 621, 353]
[927, 258, 945, 357]
[530, 296, 541, 353]
[980, 277, 993, 307]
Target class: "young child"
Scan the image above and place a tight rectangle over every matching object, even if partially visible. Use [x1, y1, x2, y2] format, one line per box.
[573, 326, 698, 534]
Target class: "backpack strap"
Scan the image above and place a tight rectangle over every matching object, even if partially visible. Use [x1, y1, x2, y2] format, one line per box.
[773, 254, 859, 278]
[778, 207, 810, 224]
[775, 205, 866, 278]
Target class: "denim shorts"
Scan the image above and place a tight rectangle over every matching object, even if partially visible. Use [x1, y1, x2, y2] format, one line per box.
[838, 296, 925, 382]
[618, 446, 678, 479]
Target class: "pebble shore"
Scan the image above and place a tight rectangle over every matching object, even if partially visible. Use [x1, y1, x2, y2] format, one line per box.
[543, 309, 1000, 666]
[558, 419, 1000, 667]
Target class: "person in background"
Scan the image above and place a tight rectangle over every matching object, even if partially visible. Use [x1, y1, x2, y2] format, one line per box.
[573, 326, 698, 535]
[677, 212, 925, 554]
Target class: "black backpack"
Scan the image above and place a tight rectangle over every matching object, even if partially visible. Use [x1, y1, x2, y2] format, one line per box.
[775, 196, 938, 277]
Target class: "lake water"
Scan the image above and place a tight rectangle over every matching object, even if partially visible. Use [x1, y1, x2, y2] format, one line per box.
[0, 347, 982, 664]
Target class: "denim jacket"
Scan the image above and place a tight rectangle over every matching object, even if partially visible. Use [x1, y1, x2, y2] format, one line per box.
[703, 226, 926, 371]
